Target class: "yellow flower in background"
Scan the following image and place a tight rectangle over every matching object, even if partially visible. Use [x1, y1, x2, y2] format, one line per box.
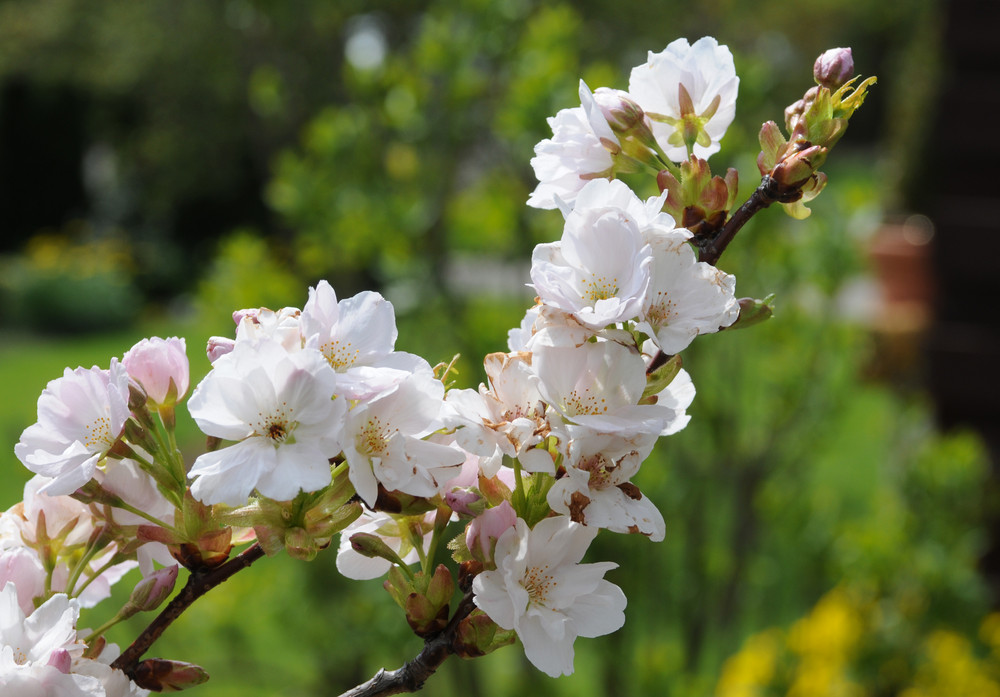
[787, 587, 863, 660]
[980, 612, 1000, 658]
[715, 629, 782, 697]
[785, 588, 865, 697]
[901, 630, 1000, 697]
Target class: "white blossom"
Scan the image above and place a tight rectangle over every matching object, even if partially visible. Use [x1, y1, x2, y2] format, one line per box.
[527, 87, 616, 210]
[637, 229, 739, 353]
[15, 361, 130, 496]
[301, 281, 428, 401]
[472, 517, 626, 677]
[188, 339, 345, 506]
[628, 36, 739, 161]
[530, 179, 656, 329]
[12, 477, 137, 608]
[342, 369, 464, 506]
[547, 437, 664, 541]
[533, 340, 680, 441]
[207, 306, 305, 363]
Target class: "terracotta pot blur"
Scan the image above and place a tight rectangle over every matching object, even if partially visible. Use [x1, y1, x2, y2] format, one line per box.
[864, 216, 936, 383]
[868, 216, 935, 312]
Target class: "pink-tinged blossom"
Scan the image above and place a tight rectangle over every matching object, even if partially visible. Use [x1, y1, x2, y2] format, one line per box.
[15, 360, 130, 496]
[301, 281, 429, 401]
[629, 36, 739, 161]
[547, 439, 665, 541]
[441, 453, 517, 516]
[446, 352, 552, 475]
[530, 180, 657, 329]
[0, 548, 45, 617]
[342, 370, 465, 506]
[472, 517, 626, 677]
[122, 337, 189, 406]
[0, 583, 92, 694]
[187, 340, 345, 506]
[335, 510, 433, 580]
[527, 86, 617, 210]
[636, 230, 739, 354]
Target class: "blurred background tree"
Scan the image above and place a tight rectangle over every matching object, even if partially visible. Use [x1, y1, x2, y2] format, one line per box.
[2, 1, 995, 696]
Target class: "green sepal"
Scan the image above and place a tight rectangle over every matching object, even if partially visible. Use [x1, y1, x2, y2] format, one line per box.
[725, 295, 776, 331]
[642, 354, 683, 401]
[454, 610, 517, 658]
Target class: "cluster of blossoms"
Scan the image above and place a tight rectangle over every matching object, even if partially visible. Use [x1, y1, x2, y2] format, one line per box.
[4, 38, 873, 694]
[528, 36, 739, 211]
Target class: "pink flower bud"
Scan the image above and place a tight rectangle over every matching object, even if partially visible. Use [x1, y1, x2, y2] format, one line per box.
[814, 47, 854, 90]
[206, 336, 236, 363]
[592, 87, 646, 133]
[128, 564, 178, 612]
[444, 487, 485, 518]
[465, 501, 517, 564]
[123, 337, 189, 407]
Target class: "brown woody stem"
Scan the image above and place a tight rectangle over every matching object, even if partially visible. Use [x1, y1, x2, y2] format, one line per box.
[336, 594, 477, 697]
[111, 543, 266, 675]
[697, 174, 781, 266]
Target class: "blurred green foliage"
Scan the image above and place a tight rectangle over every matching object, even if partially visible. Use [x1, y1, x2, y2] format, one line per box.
[0, 0, 986, 696]
[0, 226, 140, 331]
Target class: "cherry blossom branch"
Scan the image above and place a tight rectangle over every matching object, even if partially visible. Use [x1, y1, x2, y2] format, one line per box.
[696, 174, 780, 266]
[111, 543, 266, 675]
[337, 594, 477, 697]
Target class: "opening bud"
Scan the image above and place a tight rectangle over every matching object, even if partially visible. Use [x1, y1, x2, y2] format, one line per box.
[465, 501, 517, 565]
[814, 47, 854, 90]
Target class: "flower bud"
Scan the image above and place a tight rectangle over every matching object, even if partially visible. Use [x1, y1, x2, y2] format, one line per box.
[579, 80, 661, 173]
[133, 659, 210, 692]
[206, 336, 235, 363]
[453, 609, 516, 658]
[127, 565, 178, 613]
[814, 47, 854, 90]
[771, 144, 828, 188]
[127, 379, 149, 412]
[465, 501, 517, 565]
[725, 296, 776, 331]
[123, 337, 190, 407]
[591, 87, 646, 133]
[657, 157, 737, 238]
[444, 487, 486, 518]
[402, 564, 454, 637]
[349, 532, 401, 562]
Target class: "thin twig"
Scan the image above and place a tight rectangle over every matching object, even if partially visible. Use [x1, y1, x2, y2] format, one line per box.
[111, 543, 266, 675]
[337, 594, 477, 697]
